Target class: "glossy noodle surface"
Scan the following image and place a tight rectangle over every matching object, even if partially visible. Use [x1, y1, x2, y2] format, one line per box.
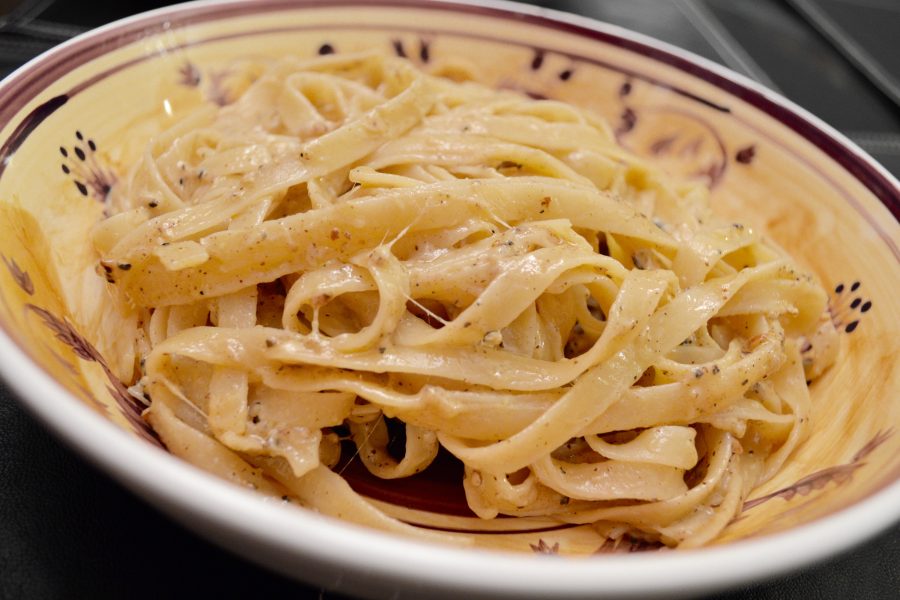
[94, 54, 837, 550]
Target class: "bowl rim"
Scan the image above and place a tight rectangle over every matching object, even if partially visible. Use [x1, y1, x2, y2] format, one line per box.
[0, 0, 898, 597]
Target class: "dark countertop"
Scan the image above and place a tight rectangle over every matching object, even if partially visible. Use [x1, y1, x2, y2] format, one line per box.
[1, 1, 898, 598]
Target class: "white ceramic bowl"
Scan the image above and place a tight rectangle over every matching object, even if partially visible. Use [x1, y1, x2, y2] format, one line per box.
[0, 1, 897, 598]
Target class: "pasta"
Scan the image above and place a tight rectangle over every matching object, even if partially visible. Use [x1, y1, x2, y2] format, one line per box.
[93, 52, 838, 550]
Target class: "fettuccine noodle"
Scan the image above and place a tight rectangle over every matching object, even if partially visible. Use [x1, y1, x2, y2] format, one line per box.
[94, 53, 838, 549]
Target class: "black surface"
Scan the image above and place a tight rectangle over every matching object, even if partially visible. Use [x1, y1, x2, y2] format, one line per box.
[708, 0, 900, 131]
[1, 1, 899, 599]
[788, 0, 900, 107]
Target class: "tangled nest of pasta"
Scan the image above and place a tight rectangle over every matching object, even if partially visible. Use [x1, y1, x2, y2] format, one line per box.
[94, 53, 838, 550]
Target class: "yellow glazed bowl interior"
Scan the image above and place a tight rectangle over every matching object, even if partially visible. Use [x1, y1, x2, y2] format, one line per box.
[0, 1, 897, 597]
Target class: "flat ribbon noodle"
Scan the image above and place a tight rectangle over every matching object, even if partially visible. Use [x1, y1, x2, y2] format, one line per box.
[95, 53, 837, 549]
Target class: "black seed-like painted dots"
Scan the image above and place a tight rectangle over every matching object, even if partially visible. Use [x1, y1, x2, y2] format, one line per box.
[735, 145, 756, 164]
[59, 130, 117, 203]
[828, 281, 870, 335]
[619, 107, 637, 133]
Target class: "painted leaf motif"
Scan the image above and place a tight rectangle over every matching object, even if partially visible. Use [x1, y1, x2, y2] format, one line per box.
[26, 304, 100, 362]
[529, 539, 560, 555]
[594, 537, 664, 554]
[1, 254, 34, 295]
[853, 428, 894, 462]
[743, 429, 894, 511]
[178, 61, 202, 87]
[25, 302, 161, 446]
